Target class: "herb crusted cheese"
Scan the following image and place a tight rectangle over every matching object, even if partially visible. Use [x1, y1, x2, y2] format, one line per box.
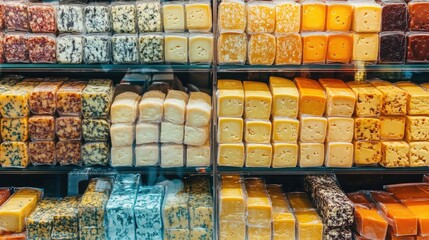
[82, 118, 110, 141]
[82, 79, 113, 118]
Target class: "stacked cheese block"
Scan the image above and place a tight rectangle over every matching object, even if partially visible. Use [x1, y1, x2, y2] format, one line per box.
[134, 185, 165, 239]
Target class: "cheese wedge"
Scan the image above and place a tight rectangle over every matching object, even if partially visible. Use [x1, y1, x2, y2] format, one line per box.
[269, 76, 299, 118]
[294, 77, 326, 116]
[319, 78, 356, 117]
[243, 81, 272, 120]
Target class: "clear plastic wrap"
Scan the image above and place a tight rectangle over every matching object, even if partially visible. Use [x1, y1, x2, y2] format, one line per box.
[379, 31, 406, 64]
[56, 116, 82, 141]
[217, 32, 247, 64]
[4, 33, 29, 63]
[56, 34, 84, 64]
[0, 188, 11, 206]
[139, 33, 164, 63]
[188, 176, 213, 229]
[377, 0, 407, 31]
[352, 2, 382, 33]
[111, 3, 137, 34]
[244, 178, 272, 235]
[353, 33, 380, 62]
[134, 185, 164, 232]
[247, 2, 275, 34]
[380, 141, 410, 168]
[81, 142, 110, 166]
[160, 144, 185, 168]
[4, 1, 29, 31]
[135, 144, 159, 167]
[0, 118, 29, 142]
[81, 79, 113, 118]
[185, 2, 212, 32]
[0, 34, 5, 64]
[51, 196, 80, 240]
[301, 0, 326, 31]
[0, 142, 29, 168]
[275, 1, 301, 33]
[56, 4, 85, 33]
[0, 82, 38, 118]
[29, 81, 63, 115]
[0, 2, 5, 30]
[82, 118, 109, 142]
[162, 2, 185, 32]
[29, 141, 56, 166]
[408, 0, 429, 31]
[110, 91, 140, 124]
[111, 34, 139, 64]
[162, 184, 189, 229]
[407, 32, 429, 63]
[56, 141, 82, 166]
[110, 146, 134, 167]
[27, 34, 57, 64]
[56, 81, 87, 116]
[137, 1, 162, 33]
[28, 3, 56, 33]
[84, 4, 111, 33]
[218, 0, 246, 33]
[26, 198, 59, 240]
[83, 34, 111, 64]
[370, 80, 408, 116]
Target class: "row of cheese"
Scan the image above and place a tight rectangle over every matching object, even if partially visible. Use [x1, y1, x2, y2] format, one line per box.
[219, 0, 419, 34]
[0, 2, 212, 34]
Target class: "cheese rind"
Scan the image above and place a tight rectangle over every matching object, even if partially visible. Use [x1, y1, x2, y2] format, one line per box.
[380, 116, 405, 140]
[163, 90, 189, 124]
[217, 143, 245, 167]
[160, 122, 184, 144]
[409, 142, 429, 167]
[326, 117, 354, 142]
[370, 80, 408, 115]
[397, 82, 429, 115]
[272, 143, 298, 168]
[405, 116, 429, 141]
[245, 143, 273, 167]
[217, 79, 244, 118]
[269, 76, 299, 118]
[299, 142, 324, 167]
[110, 92, 140, 124]
[300, 116, 327, 143]
[354, 117, 381, 141]
[272, 117, 299, 143]
[354, 141, 382, 166]
[295, 78, 326, 116]
[135, 144, 159, 167]
[185, 92, 212, 127]
[1, 142, 29, 168]
[217, 117, 243, 143]
[381, 141, 410, 167]
[319, 78, 356, 117]
[325, 142, 353, 168]
[138, 90, 165, 123]
[245, 120, 272, 143]
[347, 81, 382, 117]
[243, 81, 272, 120]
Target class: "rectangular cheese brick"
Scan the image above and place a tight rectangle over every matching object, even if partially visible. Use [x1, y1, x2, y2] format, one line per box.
[186, 92, 212, 127]
[299, 142, 325, 167]
[29, 141, 55, 166]
[354, 141, 382, 166]
[370, 80, 408, 115]
[1, 118, 28, 142]
[300, 116, 327, 143]
[220, 221, 245, 240]
[160, 144, 184, 168]
[190, 228, 212, 240]
[247, 2, 275, 34]
[302, 33, 328, 64]
[409, 142, 429, 167]
[353, 33, 380, 62]
[326, 117, 354, 142]
[81, 79, 113, 118]
[163, 3, 185, 32]
[217, 33, 247, 64]
[164, 34, 188, 63]
[327, 33, 353, 64]
[243, 81, 272, 120]
[380, 116, 405, 140]
[135, 144, 159, 167]
[326, 2, 353, 31]
[319, 78, 356, 117]
[245, 119, 271, 143]
[301, 0, 326, 31]
[29, 81, 63, 115]
[160, 122, 184, 144]
[381, 141, 410, 167]
[164, 229, 189, 240]
[163, 90, 189, 124]
[346, 81, 382, 117]
[56, 116, 82, 141]
[248, 33, 276, 65]
[272, 143, 298, 168]
[272, 117, 299, 143]
[186, 3, 212, 32]
[245, 143, 273, 167]
[0, 90, 31, 118]
[295, 78, 326, 116]
[354, 117, 381, 141]
[81, 142, 110, 166]
[217, 79, 244, 117]
[189, 33, 214, 64]
[186, 142, 211, 167]
[275, 33, 302, 65]
[275, 1, 301, 33]
[56, 81, 86, 116]
[26, 199, 58, 240]
[136, 122, 159, 144]
[1, 142, 29, 168]
[325, 142, 353, 168]
[111, 146, 133, 167]
[138, 90, 165, 123]
[269, 76, 299, 118]
[111, 92, 140, 124]
[163, 190, 189, 229]
[267, 186, 295, 240]
[110, 123, 135, 147]
[218, 0, 246, 33]
[220, 175, 245, 222]
[184, 125, 209, 146]
[295, 210, 324, 240]
[29, 115, 55, 141]
[56, 141, 81, 166]
[217, 143, 245, 167]
[352, 2, 382, 32]
[51, 196, 79, 240]
[244, 179, 272, 227]
[406, 116, 429, 141]
[247, 227, 271, 240]
[397, 82, 429, 115]
[135, 186, 164, 230]
[82, 118, 110, 142]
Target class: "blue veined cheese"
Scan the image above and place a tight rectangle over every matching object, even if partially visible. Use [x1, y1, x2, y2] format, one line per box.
[82, 79, 113, 118]
[83, 35, 110, 64]
[137, 2, 162, 32]
[57, 5, 85, 33]
[26, 199, 59, 240]
[82, 118, 110, 141]
[139, 34, 164, 63]
[1, 118, 28, 141]
[136, 228, 163, 240]
[52, 196, 80, 240]
[189, 176, 213, 229]
[81, 142, 110, 166]
[112, 34, 139, 64]
[84, 5, 111, 33]
[0, 142, 29, 168]
[111, 3, 137, 34]
[165, 229, 190, 240]
[163, 190, 189, 229]
[135, 186, 165, 229]
[57, 35, 84, 64]
[190, 228, 213, 240]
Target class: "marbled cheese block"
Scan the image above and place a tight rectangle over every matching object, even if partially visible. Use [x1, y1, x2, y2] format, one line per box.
[111, 34, 139, 64]
[304, 175, 338, 196]
[26, 199, 59, 240]
[189, 176, 213, 229]
[354, 117, 381, 141]
[299, 142, 324, 167]
[136, 122, 159, 144]
[187, 142, 211, 167]
[406, 116, 429, 141]
[324, 227, 353, 240]
[111, 92, 140, 124]
[275, 33, 302, 65]
[52, 196, 80, 240]
[245, 119, 272, 144]
[111, 146, 134, 167]
[82, 79, 113, 118]
[409, 142, 429, 167]
[82, 118, 110, 142]
[56, 116, 82, 141]
[184, 125, 209, 146]
[56, 141, 82, 166]
[29, 81, 63, 115]
[243, 81, 272, 120]
[217, 33, 247, 64]
[325, 142, 353, 168]
[163, 3, 185, 32]
[1, 117, 28, 142]
[111, 3, 137, 34]
[165, 34, 188, 63]
[138, 90, 165, 123]
[161, 144, 185, 167]
[137, 2, 162, 32]
[275, 1, 301, 33]
[346, 81, 382, 117]
[0, 89, 32, 118]
[0, 142, 29, 168]
[319, 78, 356, 117]
[272, 117, 299, 143]
[247, 2, 275, 34]
[57, 5, 84, 33]
[56, 81, 87, 116]
[370, 80, 408, 115]
[354, 141, 382, 166]
[190, 228, 213, 240]
[139, 34, 164, 63]
[326, 117, 354, 142]
[397, 82, 429, 115]
[135, 144, 159, 167]
[84, 5, 111, 33]
[29, 141, 56, 166]
[248, 33, 276, 65]
[81, 142, 110, 166]
[110, 123, 135, 147]
[381, 141, 410, 167]
[186, 3, 212, 32]
[57, 35, 84, 64]
[4, 33, 29, 63]
[164, 90, 189, 124]
[83, 35, 110, 64]
[186, 92, 212, 127]
[163, 190, 189, 229]
[300, 116, 327, 143]
[380, 116, 405, 140]
[135, 186, 164, 229]
[218, 0, 246, 32]
[165, 229, 190, 240]
[217, 143, 245, 167]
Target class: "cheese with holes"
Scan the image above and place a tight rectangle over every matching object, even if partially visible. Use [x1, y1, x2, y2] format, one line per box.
[269, 76, 299, 118]
[111, 146, 133, 167]
[295, 78, 326, 116]
[111, 92, 140, 124]
[135, 144, 159, 167]
[352, 2, 382, 32]
[1, 118, 28, 142]
[217, 79, 244, 118]
[353, 33, 379, 62]
[165, 34, 188, 63]
[275, 33, 302, 65]
[248, 34, 276, 65]
[189, 34, 214, 63]
[218, 117, 243, 143]
[186, 92, 211, 127]
[247, 3, 275, 34]
[246, 143, 272, 167]
[326, 117, 354, 142]
[245, 119, 272, 143]
[370, 80, 408, 115]
[295, 210, 324, 240]
[406, 116, 429, 141]
[301, 1, 326, 31]
[300, 116, 327, 143]
[397, 82, 429, 115]
[272, 142, 298, 168]
[409, 142, 429, 167]
[319, 78, 356, 117]
[347, 81, 382, 117]
[186, 142, 211, 167]
[164, 90, 188, 124]
[380, 116, 405, 140]
[326, 2, 353, 31]
[163, 3, 185, 32]
[110, 123, 135, 147]
[218, 0, 246, 33]
[299, 142, 324, 167]
[327, 33, 353, 63]
[186, 3, 212, 32]
[217, 143, 245, 167]
[184, 125, 209, 146]
[325, 142, 353, 167]
[136, 123, 159, 144]
[302, 33, 328, 64]
[275, 2, 301, 33]
[354, 117, 381, 141]
[161, 122, 184, 144]
[1, 142, 29, 168]
[381, 141, 410, 167]
[160, 144, 184, 167]
[272, 117, 299, 143]
[138, 90, 165, 123]
[354, 141, 381, 166]
[217, 33, 247, 64]
[243, 81, 272, 120]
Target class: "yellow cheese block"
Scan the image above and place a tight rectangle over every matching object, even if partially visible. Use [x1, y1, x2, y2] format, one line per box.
[275, 33, 302, 65]
[294, 77, 326, 116]
[243, 81, 272, 120]
[217, 33, 247, 64]
[188, 34, 214, 64]
[245, 143, 272, 167]
[275, 2, 301, 33]
[302, 33, 328, 64]
[380, 116, 405, 140]
[300, 116, 327, 143]
[245, 120, 272, 143]
[295, 210, 323, 240]
[370, 80, 408, 115]
[381, 141, 410, 168]
[287, 192, 313, 210]
[327, 33, 353, 64]
[163, 4, 186, 32]
[185, 3, 212, 32]
[217, 143, 245, 167]
[218, 1, 246, 33]
[299, 142, 324, 167]
[346, 81, 383, 117]
[352, 2, 382, 32]
[301, 2, 326, 31]
[1, 118, 29, 142]
[217, 79, 244, 118]
[319, 78, 356, 117]
[1, 142, 29, 168]
[325, 142, 354, 168]
[269, 76, 299, 118]
[0, 90, 31, 118]
[247, 227, 271, 240]
[219, 221, 246, 240]
[244, 179, 272, 227]
[353, 33, 379, 62]
[267, 185, 296, 240]
[247, 3, 276, 34]
[405, 116, 429, 141]
[326, 117, 354, 142]
[218, 117, 243, 143]
[272, 117, 299, 143]
[354, 141, 382, 166]
[164, 34, 188, 63]
[326, 2, 353, 31]
[248, 34, 276, 65]
[266, 184, 291, 211]
[409, 142, 429, 167]
[354, 117, 381, 141]
[272, 142, 298, 168]
[397, 82, 429, 115]
[220, 176, 246, 221]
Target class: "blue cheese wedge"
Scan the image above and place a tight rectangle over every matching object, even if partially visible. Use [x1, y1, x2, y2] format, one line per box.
[57, 35, 84, 64]
[1, 142, 29, 168]
[82, 118, 110, 142]
[83, 35, 110, 64]
[57, 5, 85, 33]
[111, 3, 137, 34]
[82, 79, 113, 118]
[81, 142, 110, 166]
[139, 34, 164, 63]
[112, 34, 139, 64]
[84, 5, 111, 33]
[137, 2, 162, 32]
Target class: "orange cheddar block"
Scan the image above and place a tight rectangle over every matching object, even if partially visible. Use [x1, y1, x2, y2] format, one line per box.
[319, 78, 356, 117]
[301, 1, 326, 31]
[243, 81, 272, 120]
[275, 33, 302, 65]
[218, 0, 246, 33]
[327, 33, 353, 64]
[387, 231, 415, 240]
[326, 2, 353, 31]
[248, 34, 276, 65]
[385, 183, 429, 201]
[295, 210, 323, 240]
[218, 33, 247, 64]
[275, 2, 301, 33]
[0, 189, 10, 206]
[302, 33, 328, 64]
[0, 232, 26, 240]
[403, 201, 429, 236]
[288, 192, 314, 210]
[294, 77, 326, 116]
[247, 3, 276, 34]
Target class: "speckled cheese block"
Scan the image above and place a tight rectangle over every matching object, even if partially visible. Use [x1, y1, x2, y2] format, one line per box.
[83, 35, 110, 64]
[52, 196, 80, 240]
[139, 34, 164, 63]
[1, 142, 29, 168]
[57, 5, 85, 33]
[81, 142, 110, 166]
[111, 4, 137, 34]
[135, 185, 164, 229]
[190, 228, 213, 240]
[165, 229, 190, 240]
[82, 118, 110, 141]
[84, 5, 111, 33]
[137, 2, 162, 32]
[26, 199, 59, 240]
[189, 176, 213, 229]
[57, 35, 84, 64]
[136, 228, 163, 240]
[81, 79, 113, 118]
[324, 227, 353, 240]
[163, 190, 189, 229]
[112, 34, 139, 64]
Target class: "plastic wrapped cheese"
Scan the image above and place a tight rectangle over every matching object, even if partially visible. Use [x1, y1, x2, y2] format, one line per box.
[26, 199, 59, 240]
[56, 117, 82, 141]
[111, 146, 134, 167]
[186, 2, 212, 32]
[4, 33, 29, 63]
[135, 144, 159, 166]
[164, 34, 188, 63]
[51, 196, 80, 240]
[4, 1, 29, 31]
[0, 142, 29, 168]
[29, 81, 63, 115]
[56, 81, 87, 116]
[163, 2, 185, 32]
[188, 176, 213, 229]
[164, 90, 189, 124]
[163, 185, 189, 229]
[302, 32, 328, 64]
[161, 144, 185, 167]
[83, 34, 111, 64]
[189, 33, 214, 64]
[111, 92, 140, 124]
[82, 79, 113, 118]
[186, 142, 211, 167]
[0, 118, 28, 142]
[247, 2, 276, 34]
[138, 90, 165, 123]
[29, 141, 56, 166]
[112, 34, 139, 64]
[217, 33, 247, 64]
[56, 141, 82, 166]
[56, 35, 84, 64]
[275, 1, 301, 33]
[276, 33, 302, 65]
[185, 92, 211, 127]
[136, 123, 159, 144]
[84, 4, 111, 33]
[27, 34, 57, 64]
[137, 2, 162, 32]
[82, 118, 110, 142]
[110, 123, 135, 147]
[81, 142, 110, 166]
[139, 33, 164, 63]
[248, 33, 276, 65]
[218, 0, 246, 33]
[111, 3, 137, 34]
[28, 3, 56, 33]
[57, 4, 85, 33]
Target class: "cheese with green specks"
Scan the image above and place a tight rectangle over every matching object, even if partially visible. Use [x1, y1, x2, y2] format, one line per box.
[163, 190, 189, 229]
[81, 142, 110, 166]
[190, 228, 213, 240]
[1, 118, 28, 141]
[165, 229, 190, 240]
[82, 79, 113, 118]
[1, 142, 29, 168]
[189, 176, 213, 229]
[164, 90, 189, 124]
[52, 196, 80, 240]
[0, 90, 31, 118]
[26, 199, 59, 240]
[135, 185, 164, 229]
[136, 228, 162, 240]
[82, 118, 110, 142]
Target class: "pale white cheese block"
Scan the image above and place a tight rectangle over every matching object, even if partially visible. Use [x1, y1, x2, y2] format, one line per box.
[189, 34, 214, 63]
[111, 146, 134, 167]
[185, 92, 212, 127]
[165, 34, 188, 63]
[139, 90, 166, 123]
[299, 116, 327, 143]
[186, 142, 211, 167]
[325, 142, 353, 168]
[161, 122, 184, 144]
[111, 92, 141, 124]
[136, 122, 160, 144]
[135, 144, 159, 166]
[184, 125, 209, 146]
[164, 90, 189, 124]
[299, 142, 324, 167]
[110, 123, 136, 147]
[161, 144, 184, 168]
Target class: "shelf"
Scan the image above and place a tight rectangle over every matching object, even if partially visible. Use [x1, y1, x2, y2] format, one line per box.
[218, 166, 429, 175]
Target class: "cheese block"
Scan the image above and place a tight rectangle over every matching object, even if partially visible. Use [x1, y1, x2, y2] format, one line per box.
[244, 179, 272, 229]
[28, 199, 62, 239]
[56, 141, 81, 166]
[0, 89, 31, 118]
[186, 142, 210, 167]
[326, 117, 354, 142]
[190, 228, 212, 240]
[245, 119, 272, 143]
[275, 1, 300, 33]
[269, 76, 299, 118]
[136, 122, 159, 144]
[397, 82, 429, 115]
[247, 227, 271, 240]
[218, 0, 246, 33]
[247, 2, 275, 34]
[326, 33, 353, 63]
[326, 2, 353, 31]
[163, 90, 189, 124]
[272, 117, 299, 143]
[52, 196, 79, 240]
[29, 81, 63, 115]
[409, 142, 429, 167]
[217, 143, 245, 167]
[81, 142, 110, 166]
[243, 81, 272, 120]
[81, 79, 113, 118]
[164, 34, 188, 63]
[299, 142, 324, 167]
[300, 116, 327, 143]
[165, 229, 190, 240]
[319, 78, 356, 117]
[245, 143, 272, 167]
[217, 79, 244, 117]
[135, 144, 159, 167]
[325, 142, 353, 168]
[324, 228, 352, 240]
[346, 81, 382, 117]
[272, 143, 298, 168]
[110, 91, 140, 124]
[220, 221, 245, 240]
[406, 116, 429, 141]
[1, 118, 28, 142]
[56, 81, 86, 116]
[302, 33, 328, 64]
[110, 123, 135, 147]
[295, 77, 326, 116]
[56, 116, 82, 141]
[248, 33, 276, 65]
[138, 90, 165, 123]
[185, 92, 211, 127]
[381, 141, 410, 167]
[111, 146, 133, 167]
[354, 141, 382, 166]
[287, 192, 314, 210]
[380, 116, 405, 140]
[184, 125, 209, 146]
[163, 189, 189, 229]
[220, 175, 245, 222]
[370, 80, 408, 115]
[0, 188, 42, 233]
[403, 200, 429, 236]
[188, 176, 213, 229]
[82, 118, 110, 142]
[217, 117, 243, 143]
[353, 33, 379, 62]
[160, 122, 184, 144]
[267, 186, 295, 240]
[352, 2, 382, 32]
[384, 183, 429, 202]
[275, 33, 302, 65]
[29, 141, 55, 166]
[189, 33, 213, 63]
[295, 210, 324, 240]
[0, 189, 11, 206]
[162, 3, 185, 32]
[160, 144, 184, 168]
[354, 117, 381, 141]
[217, 33, 247, 64]
[185, 3, 212, 32]
[135, 185, 164, 230]
[301, 1, 326, 31]
[1, 142, 29, 168]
